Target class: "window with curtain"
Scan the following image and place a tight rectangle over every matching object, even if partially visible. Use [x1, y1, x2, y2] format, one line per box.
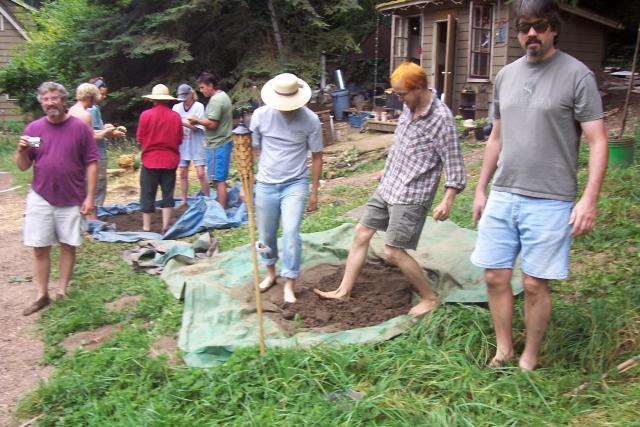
[469, 3, 493, 79]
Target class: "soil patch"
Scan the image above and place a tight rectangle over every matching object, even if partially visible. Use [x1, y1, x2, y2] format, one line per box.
[59, 324, 121, 352]
[260, 262, 414, 334]
[0, 172, 54, 426]
[105, 294, 143, 312]
[148, 336, 182, 365]
[101, 204, 188, 234]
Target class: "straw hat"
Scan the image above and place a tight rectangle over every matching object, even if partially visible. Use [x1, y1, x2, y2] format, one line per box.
[261, 73, 311, 111]
[142, 84, 177, 101]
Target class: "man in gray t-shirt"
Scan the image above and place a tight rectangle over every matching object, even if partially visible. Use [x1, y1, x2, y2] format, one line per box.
[250, 73, 323, 304]
[470, 0, 607, 371]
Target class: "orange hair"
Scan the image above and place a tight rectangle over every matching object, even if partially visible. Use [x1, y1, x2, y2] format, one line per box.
[390, 62, 428, 90]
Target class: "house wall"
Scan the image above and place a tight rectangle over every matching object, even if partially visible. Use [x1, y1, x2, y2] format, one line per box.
[387, 1, 610, 120]
[0, 0, 30, 122]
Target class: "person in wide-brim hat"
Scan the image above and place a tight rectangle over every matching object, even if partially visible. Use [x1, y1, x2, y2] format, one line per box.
[142, 84, 177, 102]
[260, 73, 311, 111]
[250, 72, 323, 304]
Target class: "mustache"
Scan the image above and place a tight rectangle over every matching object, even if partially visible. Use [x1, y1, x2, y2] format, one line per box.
[526, 37, 542, 46]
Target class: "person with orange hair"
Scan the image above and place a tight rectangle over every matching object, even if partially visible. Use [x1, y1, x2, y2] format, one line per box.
[316, 61, 466, 316]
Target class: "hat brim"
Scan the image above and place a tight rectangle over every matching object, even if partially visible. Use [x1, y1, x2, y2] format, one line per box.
[261, 78, 311, 111]
[142, 94, 178, 101]
[176, 93, 190, 101]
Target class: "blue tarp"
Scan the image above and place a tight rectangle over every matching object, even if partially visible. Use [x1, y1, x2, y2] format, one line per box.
[88, 185, 247, 242]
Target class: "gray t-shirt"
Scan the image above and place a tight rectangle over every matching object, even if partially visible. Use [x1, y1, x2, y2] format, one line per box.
[250, 106, 323, 184]
[492, 51, 603, 201]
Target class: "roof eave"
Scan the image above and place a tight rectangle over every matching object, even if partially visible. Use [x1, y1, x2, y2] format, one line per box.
[559, 3, 623, 30]
[377, 0, 431, 13]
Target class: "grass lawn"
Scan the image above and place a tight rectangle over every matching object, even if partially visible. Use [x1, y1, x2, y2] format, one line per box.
[3, 133, 640, 426]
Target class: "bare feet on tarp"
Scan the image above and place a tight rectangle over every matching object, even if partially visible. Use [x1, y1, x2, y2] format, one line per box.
[313, 288, 350, 301]
[259, 275, 278, 292]
[283, 280, 296, 304]
[408, 297, 440, 317]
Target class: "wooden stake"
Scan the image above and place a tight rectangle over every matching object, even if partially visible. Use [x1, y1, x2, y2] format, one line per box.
[619, 24, 640, 139]
[566, 355, 639, 396]
[231, 132, 265, 356]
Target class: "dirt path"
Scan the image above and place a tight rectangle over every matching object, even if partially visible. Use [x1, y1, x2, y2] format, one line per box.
[0, 172, 53, 427]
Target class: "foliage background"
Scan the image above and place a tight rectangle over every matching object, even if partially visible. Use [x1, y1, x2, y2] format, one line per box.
[0, 0, 380, 127]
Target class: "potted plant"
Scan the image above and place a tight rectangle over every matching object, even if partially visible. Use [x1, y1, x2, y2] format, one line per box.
[474, 117, 487, 141]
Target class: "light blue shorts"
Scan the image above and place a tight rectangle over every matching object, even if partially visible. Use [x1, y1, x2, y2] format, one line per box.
[470, 190, 573, 280]
[179, 158, 207, 168]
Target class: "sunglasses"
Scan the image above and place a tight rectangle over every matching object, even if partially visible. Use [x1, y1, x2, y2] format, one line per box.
[517, 20, 550, 34]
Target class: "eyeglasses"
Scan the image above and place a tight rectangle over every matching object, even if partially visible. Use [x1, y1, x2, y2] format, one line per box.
[517, 20, 550, 34]
[40, 95, 61, 103]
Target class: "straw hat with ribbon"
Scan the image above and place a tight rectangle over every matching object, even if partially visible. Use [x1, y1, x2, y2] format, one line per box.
[142, 84, 177, 101]
[260, 73, 311, 111]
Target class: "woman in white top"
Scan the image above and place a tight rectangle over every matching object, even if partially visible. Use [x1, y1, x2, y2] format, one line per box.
[173, 84, 209, 204]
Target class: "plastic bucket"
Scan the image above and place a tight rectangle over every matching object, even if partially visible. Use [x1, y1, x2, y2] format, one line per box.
[331, 89, 350, 120]
[334, 122, 349, 143]
[608, 136, 635, 169]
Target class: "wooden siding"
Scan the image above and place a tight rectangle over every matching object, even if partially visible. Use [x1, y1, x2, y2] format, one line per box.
[0, 0, 30, 122]
[387, 0, 611, 118]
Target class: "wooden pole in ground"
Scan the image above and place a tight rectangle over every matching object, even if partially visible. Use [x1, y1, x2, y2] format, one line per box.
[231, 122, 265, 356]
[619, 23, 640, 139]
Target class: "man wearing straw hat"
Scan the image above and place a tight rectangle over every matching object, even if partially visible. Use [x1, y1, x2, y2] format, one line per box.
[136, 84, 183, 233]
[316, 62, 466, 317]
[250, 73, 323, 303]
[470, 0, 607, 370]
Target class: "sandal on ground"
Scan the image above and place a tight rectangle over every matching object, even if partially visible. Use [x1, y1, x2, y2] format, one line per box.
[22, 295, 51, 316]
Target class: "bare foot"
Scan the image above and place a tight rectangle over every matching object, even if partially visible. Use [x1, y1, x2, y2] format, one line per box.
[53, 292, 67, 301]
[518, 355, 538, 371]
[313, 288, 350, 300]
[283, 282, 296, 303]
[408, 298, 440, 317]
[259, 275, 277, 292]
[487, 355, 516, 368]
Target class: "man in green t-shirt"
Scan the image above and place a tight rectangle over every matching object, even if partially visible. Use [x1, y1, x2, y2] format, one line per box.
[188, 72, 233, 208]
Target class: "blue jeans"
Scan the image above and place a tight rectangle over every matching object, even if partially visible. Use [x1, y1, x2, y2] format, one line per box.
[255, 177, 308, 278]
[470, 190, 573, 280]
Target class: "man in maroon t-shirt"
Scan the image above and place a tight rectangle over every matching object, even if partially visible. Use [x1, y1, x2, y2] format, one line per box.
[16, 82, 99, 316]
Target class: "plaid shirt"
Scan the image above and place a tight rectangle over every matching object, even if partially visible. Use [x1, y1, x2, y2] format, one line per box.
[377, 95, 466, 205]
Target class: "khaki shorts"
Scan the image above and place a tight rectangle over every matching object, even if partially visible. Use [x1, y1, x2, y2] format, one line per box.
[359, 192, 433, 250]
[23, 191, 87, 247]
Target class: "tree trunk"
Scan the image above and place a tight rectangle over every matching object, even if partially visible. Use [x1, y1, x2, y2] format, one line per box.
[267, 0, 284, 58]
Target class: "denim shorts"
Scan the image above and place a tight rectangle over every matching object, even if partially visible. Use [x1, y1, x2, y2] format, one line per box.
[360, 192, 432, 250]
[470, 190, 573, 279]
[205, 141, 232, 182]
[179, 158, 207, 168]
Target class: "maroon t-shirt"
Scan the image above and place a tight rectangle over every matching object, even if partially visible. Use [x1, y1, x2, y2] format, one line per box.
[25, 116, 99, 206]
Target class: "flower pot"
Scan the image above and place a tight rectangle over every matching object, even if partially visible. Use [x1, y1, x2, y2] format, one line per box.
[608, 136, 635, 169]
[474, 127, 485, 141]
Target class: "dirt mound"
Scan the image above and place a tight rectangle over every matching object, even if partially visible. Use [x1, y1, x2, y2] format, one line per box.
[59, 324, 121, 352]
[261, 262, 414, 334]
[100, 204, 188, 234]
[105, 295, 143, 312]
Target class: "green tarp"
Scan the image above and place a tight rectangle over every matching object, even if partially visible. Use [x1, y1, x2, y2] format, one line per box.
[160, 219, 522, 367]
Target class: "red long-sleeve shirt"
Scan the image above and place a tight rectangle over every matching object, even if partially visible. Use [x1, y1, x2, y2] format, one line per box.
[136, 103, 183, 169]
